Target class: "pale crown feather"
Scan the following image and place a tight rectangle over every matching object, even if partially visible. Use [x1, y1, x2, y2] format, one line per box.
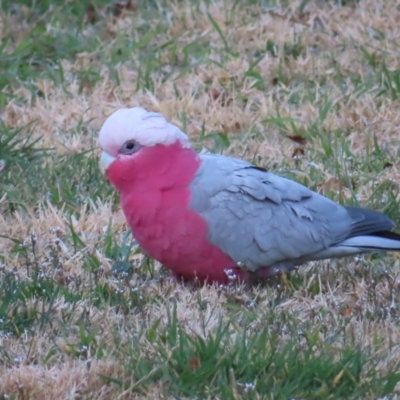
[99, 107, 191, 156]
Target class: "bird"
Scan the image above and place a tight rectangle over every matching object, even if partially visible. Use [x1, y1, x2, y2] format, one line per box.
[99, 107, 400, 284]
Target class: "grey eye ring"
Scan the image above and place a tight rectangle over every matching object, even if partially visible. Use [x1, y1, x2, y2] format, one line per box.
[120, 140, 141, 155]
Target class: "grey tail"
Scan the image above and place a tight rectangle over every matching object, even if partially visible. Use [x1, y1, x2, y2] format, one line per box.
[341, 206, 400, 251]
[345, 206, 396, 237]
[294, 207, 400, 266]
[350, 230, 400, 251]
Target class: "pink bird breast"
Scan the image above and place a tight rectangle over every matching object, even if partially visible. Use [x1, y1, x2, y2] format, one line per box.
[106, 141, 239, 283]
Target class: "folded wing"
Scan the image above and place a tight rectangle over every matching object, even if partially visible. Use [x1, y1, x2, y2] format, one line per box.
[189, 154, 399, 271]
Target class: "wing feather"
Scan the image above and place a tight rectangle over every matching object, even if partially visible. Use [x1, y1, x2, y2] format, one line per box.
[189, 154, 352, 271]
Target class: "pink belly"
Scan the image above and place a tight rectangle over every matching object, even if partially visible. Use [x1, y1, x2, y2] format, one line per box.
[121, 188, 238, 283]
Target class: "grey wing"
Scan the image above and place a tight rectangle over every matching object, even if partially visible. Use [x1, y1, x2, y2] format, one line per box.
[189, 154, 353, 271]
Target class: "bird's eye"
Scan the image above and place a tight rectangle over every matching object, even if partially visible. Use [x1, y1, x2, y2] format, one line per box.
[120, 140, 141, 155]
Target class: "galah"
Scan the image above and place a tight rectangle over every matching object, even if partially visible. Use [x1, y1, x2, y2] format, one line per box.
[99, 107, 400, 284]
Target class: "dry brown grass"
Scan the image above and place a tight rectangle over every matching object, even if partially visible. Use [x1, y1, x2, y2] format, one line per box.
[2, 0, 400, 398]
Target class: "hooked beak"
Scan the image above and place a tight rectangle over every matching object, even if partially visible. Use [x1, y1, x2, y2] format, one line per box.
[99, 151, 117, 174]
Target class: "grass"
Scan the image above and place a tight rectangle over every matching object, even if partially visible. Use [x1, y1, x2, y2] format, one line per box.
[2, 0, 400, 398]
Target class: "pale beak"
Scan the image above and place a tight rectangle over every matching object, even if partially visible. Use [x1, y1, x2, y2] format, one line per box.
[99, 151, 117, 174]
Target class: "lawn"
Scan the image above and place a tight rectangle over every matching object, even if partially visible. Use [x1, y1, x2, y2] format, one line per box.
[1, 0, 400, 398]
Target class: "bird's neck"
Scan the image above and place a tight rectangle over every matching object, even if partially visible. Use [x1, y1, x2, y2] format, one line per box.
[108, 141, 201, 194]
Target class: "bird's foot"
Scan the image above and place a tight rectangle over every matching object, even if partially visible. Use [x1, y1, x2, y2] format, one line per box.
[238, 262, 298, 285]
[254, 262, 295, 279]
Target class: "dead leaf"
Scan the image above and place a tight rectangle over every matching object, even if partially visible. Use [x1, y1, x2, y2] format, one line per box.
[287, 134, 307, 146]
[80, 79, 93, 92]
[189, 357, 201, 369]
[291, 147, 305, 158]
[271, 77, 279, 85]
[55, 271, 73, 286]
[339, 304, 353, 316]
[208, 88, 232, 106]
[113, 0, 137, 16]
[297, 12, 310, 23]
[319, 177, 350, 194]
[209, 88, 222, 101]
[333, 368, 345, 386]
[86, 4, 97, 23]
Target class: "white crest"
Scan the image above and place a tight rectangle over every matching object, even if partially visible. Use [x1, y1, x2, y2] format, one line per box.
[99, 107, 191, 156]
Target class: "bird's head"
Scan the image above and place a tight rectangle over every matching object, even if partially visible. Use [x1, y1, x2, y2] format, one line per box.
[99, 107, 193, 191]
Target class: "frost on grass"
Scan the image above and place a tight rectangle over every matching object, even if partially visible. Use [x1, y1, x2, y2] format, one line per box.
[1, 0, 400, 398]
